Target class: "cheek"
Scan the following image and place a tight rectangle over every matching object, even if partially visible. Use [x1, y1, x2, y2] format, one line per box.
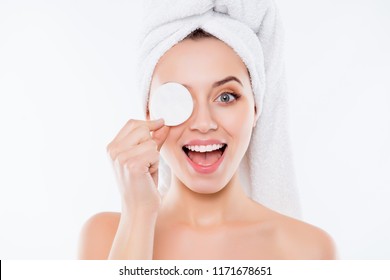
[160, 127, 180, 162]
[214, 104, 255, 142]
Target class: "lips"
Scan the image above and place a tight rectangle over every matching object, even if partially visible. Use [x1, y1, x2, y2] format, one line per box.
[182, 139, 227, 158]
[182, 140, 227, 173]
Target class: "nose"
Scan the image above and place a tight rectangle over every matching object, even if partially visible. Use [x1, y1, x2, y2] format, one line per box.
[188, 101, 218, 133]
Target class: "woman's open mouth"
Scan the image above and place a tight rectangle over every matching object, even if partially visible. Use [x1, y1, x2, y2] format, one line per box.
[182, 143, 227, 174]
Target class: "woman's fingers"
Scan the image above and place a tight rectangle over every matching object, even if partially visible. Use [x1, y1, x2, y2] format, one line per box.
[108, 119, 164, 148]
[146, 118, 165, 131]
[116, 140, 159, 169]
[106, 118, 166, 215]
[151, 125, 170, 151]
[107, 119, 166, 159]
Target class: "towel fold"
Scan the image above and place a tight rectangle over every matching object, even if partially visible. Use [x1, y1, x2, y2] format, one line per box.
[136, 0, 301, 218]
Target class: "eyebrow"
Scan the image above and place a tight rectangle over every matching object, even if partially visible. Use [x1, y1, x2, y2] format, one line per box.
[182, 76, 243, 90]
[213, 76, 243, 88]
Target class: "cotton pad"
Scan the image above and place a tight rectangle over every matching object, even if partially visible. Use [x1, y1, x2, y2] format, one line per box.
[149, 82, 193, 126]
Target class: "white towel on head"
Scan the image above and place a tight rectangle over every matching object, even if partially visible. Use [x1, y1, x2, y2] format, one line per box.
[136, 0, 301, 218]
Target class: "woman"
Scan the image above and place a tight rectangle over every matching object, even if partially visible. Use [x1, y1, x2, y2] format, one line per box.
[78, 1, 336, 260]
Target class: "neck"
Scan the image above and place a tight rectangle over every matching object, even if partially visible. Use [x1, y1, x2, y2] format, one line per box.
[161, 172, 250, 227]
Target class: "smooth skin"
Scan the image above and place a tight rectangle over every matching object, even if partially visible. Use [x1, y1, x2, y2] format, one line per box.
[78, 37, 337, 260]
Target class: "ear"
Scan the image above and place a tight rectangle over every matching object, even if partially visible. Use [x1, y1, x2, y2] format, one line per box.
[146, 109, 150, 121]
[253, 105, 259, 128]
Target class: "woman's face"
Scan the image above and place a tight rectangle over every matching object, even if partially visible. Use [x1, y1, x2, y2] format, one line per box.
[149, 37, 256, 194]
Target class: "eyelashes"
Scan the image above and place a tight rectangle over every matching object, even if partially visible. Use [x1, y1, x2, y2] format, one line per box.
[215, 92, 241, 104]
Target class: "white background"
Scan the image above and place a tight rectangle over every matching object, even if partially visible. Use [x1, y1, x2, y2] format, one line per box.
[0, 0, 389, 259]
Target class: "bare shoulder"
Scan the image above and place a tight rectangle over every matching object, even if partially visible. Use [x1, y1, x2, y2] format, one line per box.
[271, 212, 337, 259]
[77, 212, 121, 260]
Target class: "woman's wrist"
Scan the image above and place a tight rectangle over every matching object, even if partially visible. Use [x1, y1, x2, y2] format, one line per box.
[120, 203, 159, 221]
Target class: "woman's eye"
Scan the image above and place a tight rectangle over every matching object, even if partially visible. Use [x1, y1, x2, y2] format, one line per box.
[215, 92, 239, 103]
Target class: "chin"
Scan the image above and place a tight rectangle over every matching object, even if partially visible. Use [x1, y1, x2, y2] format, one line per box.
[177, 172, 230, 195]
[187, 183, 224, 195]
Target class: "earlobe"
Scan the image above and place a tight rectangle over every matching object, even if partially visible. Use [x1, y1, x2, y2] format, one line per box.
[253, 106, 258, 128]
[146, 108, 150, 121]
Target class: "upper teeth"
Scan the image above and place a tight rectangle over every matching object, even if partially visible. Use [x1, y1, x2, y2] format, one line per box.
[185, 144, 224, 153]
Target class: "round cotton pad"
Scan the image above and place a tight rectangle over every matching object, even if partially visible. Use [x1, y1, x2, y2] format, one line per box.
[149, 82, 193, 126]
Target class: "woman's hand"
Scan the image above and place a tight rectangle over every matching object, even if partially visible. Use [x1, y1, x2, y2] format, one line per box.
[106, 118, 169, 215]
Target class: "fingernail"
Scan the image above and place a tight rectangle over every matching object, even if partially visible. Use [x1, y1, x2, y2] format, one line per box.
[156, 118, 165, 124]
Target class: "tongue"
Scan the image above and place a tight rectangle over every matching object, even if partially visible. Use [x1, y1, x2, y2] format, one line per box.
[188, 150, 223, 166]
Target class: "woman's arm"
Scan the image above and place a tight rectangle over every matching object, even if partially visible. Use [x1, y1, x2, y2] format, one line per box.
[77, 210, 158, 260]
[78, 212, 120, 259]
[108, 210, 158, 259]
[78, 118, 169, 260]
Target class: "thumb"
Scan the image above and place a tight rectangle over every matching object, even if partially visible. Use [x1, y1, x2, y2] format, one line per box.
[151, 125, 170, 151]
